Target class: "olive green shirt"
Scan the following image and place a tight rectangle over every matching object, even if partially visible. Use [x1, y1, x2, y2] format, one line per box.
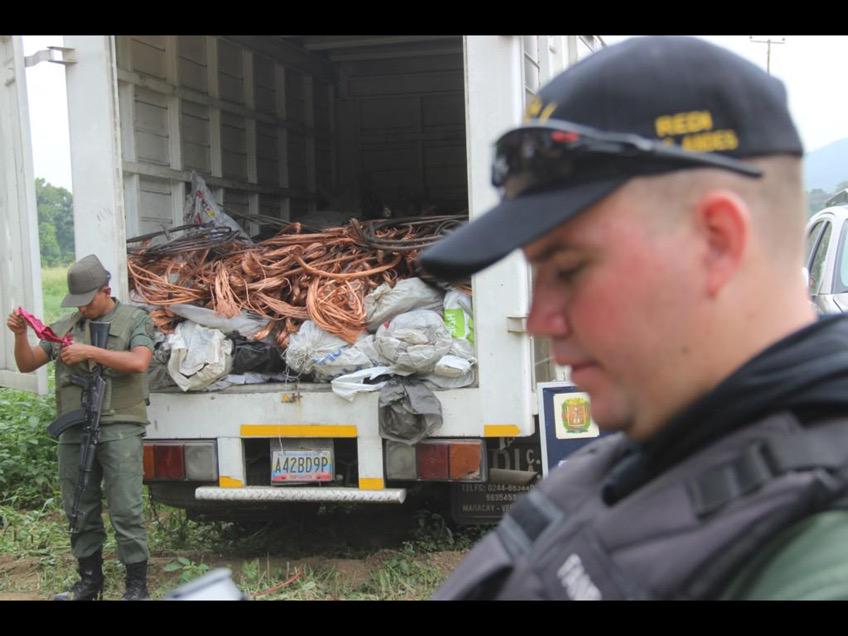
[40, 299, 154, 444]
[722, 511, 848, 600]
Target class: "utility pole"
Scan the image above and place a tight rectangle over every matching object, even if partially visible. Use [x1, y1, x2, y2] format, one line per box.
[750, 37, 786, 74]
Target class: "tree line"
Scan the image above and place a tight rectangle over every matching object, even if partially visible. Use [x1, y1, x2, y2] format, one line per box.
[808, 179, 848, 217]
[36, 177, 74, 267]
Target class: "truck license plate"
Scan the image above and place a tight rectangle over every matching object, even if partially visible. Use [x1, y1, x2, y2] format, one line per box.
[271, 441, 334, 484]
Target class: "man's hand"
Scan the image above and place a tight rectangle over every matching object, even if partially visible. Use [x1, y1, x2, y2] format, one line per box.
[59, 343, 95, 366]
[6, 311, 27, 336]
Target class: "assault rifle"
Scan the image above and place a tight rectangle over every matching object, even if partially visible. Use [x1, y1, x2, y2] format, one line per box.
[47, 320, 110, 536]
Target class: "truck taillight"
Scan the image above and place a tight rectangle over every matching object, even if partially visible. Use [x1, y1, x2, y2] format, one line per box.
[156, 446, 185, 480]
[385, 439, 486, 482]
[143, 441, 218, 482]
[417, 442, 450, 480]
[143, 445, 155, 480]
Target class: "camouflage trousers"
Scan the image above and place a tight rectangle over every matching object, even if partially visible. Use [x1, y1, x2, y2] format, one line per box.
[58, 427, 149, 564]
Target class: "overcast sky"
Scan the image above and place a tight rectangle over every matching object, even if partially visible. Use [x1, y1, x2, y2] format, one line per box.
[602, 36, 848, 155]
[21, 35, 848, 193]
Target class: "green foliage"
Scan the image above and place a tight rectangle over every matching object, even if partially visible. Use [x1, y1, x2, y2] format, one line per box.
[808, 179, 848, 217]
[39, 222, 62, 267]
[35, 178, 74, 267]
[0, 265, 68, 510]
[0, 500, 66, 557]
[163, 556, 210, 584]
[146, 502, 231, 552]
[807, 188, 832, 217]
[41, 266, 70, 325]
[0, 388, 59, 508]
[365, 542, 445, 599]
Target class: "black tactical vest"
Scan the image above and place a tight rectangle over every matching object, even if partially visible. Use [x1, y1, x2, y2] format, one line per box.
[434, 411, 848, 600]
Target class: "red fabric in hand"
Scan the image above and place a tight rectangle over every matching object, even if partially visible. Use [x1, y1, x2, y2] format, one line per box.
[17, 307, 74, 346]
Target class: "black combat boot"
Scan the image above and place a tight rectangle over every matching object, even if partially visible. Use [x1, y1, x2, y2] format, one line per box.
[122, 561, 150, 600]
[55, 551, 104, 600]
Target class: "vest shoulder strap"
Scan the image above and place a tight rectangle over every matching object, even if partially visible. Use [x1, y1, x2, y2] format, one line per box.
[688, 417, 848, 517]
[53, 311, 82, 336]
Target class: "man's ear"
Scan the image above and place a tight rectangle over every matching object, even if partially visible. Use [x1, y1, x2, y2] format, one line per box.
[694, 190, 750, 297]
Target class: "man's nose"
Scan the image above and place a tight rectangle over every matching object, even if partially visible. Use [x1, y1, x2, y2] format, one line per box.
[527, 290, 570, 337]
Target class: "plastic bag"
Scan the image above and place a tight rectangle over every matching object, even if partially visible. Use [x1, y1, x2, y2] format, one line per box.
[378, 377, 443, 445]
[420, 345, 478, 389]
[331, 366, 401, 401]
[184, 172, 251, 242]
[168, 304, 267, 340]
[224, 372, 290, 385]
[285, 321, 371, 381]
[374, 310, 452, 374]
[352, 333, 390, 367]
[365, 278, 444, 332]
[147, 337, 177, 390]
[421, 359, 477, 390]
[167, 321, 234, 392]
[433, 354, 473, 378]
[229, 334, 285, 374]
[421, 370, 477, 390]
[448, 337, 476, 362]
[148, 361, 178, 390]
[443, 289, 475, 344]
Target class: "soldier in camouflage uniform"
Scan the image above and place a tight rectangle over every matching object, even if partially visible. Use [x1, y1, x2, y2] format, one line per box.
[7, 254, 154, 600]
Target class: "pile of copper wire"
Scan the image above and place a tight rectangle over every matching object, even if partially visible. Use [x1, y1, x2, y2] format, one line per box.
[127, 217, 465, 348]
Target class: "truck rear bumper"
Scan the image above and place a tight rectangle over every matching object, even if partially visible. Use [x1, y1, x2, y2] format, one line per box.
[195, 486, 407, 504]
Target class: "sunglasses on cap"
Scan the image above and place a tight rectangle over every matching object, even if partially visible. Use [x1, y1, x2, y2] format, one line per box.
[491, 120, 763, 200]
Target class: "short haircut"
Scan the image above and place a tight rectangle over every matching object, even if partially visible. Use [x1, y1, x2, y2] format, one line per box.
[624, 156, 806, 270]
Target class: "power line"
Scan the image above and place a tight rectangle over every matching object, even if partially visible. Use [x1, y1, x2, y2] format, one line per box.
[750, 37, 786, 74]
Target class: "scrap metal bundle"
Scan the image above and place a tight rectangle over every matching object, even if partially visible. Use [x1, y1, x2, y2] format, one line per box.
[127, 216, 466, 348]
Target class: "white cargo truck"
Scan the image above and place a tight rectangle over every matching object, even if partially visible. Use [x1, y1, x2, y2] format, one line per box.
[0, 35, 602, 523]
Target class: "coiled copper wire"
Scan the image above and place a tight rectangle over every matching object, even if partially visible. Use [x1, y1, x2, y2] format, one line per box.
[127, 219, 461, 345]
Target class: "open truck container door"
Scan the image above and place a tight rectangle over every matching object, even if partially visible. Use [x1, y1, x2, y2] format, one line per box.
[63, 36, 129, 296]
[0, 35, 47, 395]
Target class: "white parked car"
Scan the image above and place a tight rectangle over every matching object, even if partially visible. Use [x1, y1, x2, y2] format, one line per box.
[805, 191, 848, 314]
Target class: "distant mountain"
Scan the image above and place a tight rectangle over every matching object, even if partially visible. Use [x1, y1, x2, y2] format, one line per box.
[804, 138, 848, 192]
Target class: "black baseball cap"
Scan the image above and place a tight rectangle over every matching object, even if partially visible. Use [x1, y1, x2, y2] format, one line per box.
[419, 36, 804, 281]
[61, 254, 110, 308]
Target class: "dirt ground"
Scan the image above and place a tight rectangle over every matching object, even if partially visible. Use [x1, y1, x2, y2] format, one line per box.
[0, 556, 43, 600]
[0, 551, 468, 601]
[0, 502, 475, 600]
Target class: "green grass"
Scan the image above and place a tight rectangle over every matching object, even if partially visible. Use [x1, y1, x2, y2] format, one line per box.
[40, 266, 70, 325]
[0, 499, 472, 599]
